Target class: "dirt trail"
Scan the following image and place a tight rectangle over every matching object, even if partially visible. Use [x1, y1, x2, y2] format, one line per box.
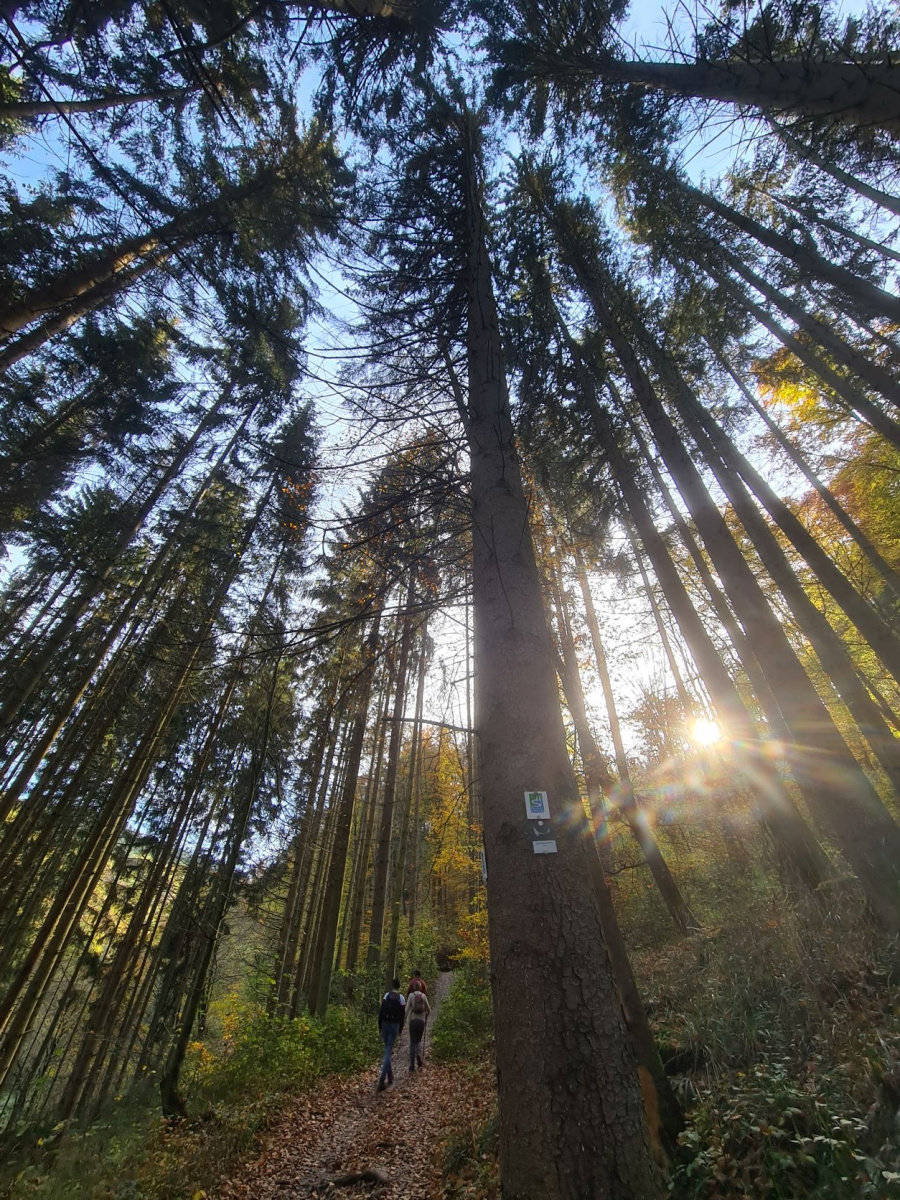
[217, 972, 457, 1199]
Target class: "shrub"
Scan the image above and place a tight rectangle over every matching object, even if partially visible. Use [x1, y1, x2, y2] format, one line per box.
[183, 1002, 377, 1107]
[431, 966, 493, 1063]
[2, 1005, 380, 1199]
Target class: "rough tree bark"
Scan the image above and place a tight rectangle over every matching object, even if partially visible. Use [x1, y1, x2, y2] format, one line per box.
[460, 118, 659, 1198]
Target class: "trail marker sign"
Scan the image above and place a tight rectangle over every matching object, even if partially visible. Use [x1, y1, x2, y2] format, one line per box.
[524, 790, 550, 820]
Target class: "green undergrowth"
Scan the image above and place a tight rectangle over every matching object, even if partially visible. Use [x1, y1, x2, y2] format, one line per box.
[634, 890, 900, 1198]
[332, 924, 440, 1016]
[436, 889, 900, 1199]
[2, 1003, 378, 1199]
[431, 965, 494, 1063]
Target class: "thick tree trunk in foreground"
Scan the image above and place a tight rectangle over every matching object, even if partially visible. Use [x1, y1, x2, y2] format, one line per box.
[548, 622, 686, 1147]
[462, 140, 658, 1197]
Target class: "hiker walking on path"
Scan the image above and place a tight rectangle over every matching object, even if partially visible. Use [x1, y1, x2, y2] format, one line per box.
[407, 969, 427, 996]
[406, 981, 430, 1072]
[377, 979, 405, 1092]
[218, 971, 454, 1199]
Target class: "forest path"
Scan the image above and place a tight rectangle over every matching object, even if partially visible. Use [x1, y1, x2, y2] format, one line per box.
[217, 972, 459, 1199]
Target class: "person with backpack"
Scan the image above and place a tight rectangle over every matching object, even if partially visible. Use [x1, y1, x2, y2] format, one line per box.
[377, 979, 405, 1092]
[406, 981, 430, 1072]
[407, 969, 427, 996]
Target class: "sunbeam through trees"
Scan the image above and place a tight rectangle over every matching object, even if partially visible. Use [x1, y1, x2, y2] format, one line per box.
[3, 0, 900, 1197]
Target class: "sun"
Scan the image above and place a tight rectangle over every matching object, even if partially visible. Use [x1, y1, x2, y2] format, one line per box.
[692, 717, 721, 747]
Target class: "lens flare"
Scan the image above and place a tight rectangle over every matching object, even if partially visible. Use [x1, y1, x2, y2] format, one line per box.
[692, 717, 721, 747]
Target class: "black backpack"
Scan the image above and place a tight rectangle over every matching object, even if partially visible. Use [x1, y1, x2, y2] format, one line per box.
[380, 990, 404, 1024]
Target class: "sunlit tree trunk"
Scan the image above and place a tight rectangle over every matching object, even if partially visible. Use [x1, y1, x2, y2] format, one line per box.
[562, 257, 900, 923]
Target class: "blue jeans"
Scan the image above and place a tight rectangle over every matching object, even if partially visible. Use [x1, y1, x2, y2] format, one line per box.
[378, 1021, 400, 1086]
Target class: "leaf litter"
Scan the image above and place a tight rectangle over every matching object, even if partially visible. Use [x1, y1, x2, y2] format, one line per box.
[215, 973, 495, 1200]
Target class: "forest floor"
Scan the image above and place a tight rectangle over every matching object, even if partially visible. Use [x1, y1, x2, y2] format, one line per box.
[215, 973, 495, 1200]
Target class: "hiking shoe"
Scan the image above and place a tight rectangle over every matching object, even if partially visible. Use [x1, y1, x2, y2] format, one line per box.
[417, 1055, 423, 1067]
[376, 1081, 386, 1092]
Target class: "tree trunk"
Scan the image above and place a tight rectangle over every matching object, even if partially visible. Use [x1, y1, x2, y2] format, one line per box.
[345, 651, 397, 981]
[593, 57, 900, 135]
[283, 729, 340, 1015]
[159, 653, 282, 1116]
[720, 356, 900, 601]
[562, 255, 900, 923]
[0, 244, 184, 373]
[676, 175, 900, 324]
[366, 574, 416, 969]
[0, 88, 193, 119]
[629, 305, 900, 795]
[554, 560, 700, 933]
[385, 634, 427, 981]
[622, 409, 792, 744]
[461, 127, 659, 1198]
[0, 165, 286, 342]
[589, 394, 830, 889]
[310, 613, 382, 1016]
[770, 119, 900, 218]
[708, 262, 900, 450]
[0, 389, 229, 751]
[271, 702, 338, 1012]
[721, 248, 900, 416]
[574, 553, 631, 782]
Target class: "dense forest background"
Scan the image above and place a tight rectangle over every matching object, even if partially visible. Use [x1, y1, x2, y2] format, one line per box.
[3, 0, 900, 1196]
